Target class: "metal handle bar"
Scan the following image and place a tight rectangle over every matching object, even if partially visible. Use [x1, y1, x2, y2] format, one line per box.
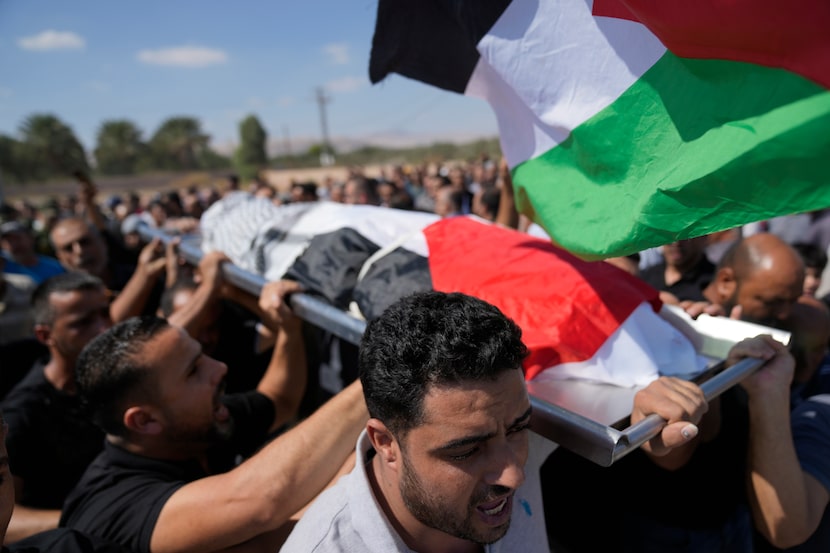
[527, 356, 765, 466]
[137, 223, 367, 345]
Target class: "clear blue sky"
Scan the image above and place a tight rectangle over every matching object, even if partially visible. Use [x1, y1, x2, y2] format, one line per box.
[0, 0, 499, 155]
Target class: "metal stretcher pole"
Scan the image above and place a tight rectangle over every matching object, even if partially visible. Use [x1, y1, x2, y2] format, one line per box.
[527, 356, 767, 467]
[137, 223, 367, 345]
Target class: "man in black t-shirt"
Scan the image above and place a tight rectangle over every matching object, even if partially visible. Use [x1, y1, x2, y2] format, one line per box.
[60, 278, 368, 553]
[0, 409, 127, 553]
[640, 236, 715, 303]
[2, 272, 112, 543]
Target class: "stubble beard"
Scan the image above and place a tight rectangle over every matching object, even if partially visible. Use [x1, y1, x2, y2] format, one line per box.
[398, 451, 511, 546]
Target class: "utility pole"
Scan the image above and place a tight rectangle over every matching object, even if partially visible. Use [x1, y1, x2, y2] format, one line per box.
[315, 87, 335, 166]
[282, 124, 292, 157]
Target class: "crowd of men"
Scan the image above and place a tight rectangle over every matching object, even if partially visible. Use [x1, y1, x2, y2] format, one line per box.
[1, 161, 829, 552]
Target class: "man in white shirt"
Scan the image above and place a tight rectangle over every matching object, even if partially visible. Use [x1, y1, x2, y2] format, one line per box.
[282, 291, 707, 553]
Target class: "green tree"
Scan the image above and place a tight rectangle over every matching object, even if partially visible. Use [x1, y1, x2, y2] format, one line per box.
[198, 148, 232, 171]
[0, 134, 34, 184]
[234, 114, 268, 180]
[19, 113, 90, 179]
[148, 116, 209, 170]
[94, 119, 147, 175]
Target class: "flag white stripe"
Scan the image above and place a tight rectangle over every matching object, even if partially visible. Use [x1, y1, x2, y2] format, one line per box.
[468, 0, 666, 167]
[200, 195, 438, 282]
[531, 302, 710, 387]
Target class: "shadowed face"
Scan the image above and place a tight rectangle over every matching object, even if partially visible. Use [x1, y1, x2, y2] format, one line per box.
[662, 237, 707, 270]
[803, 267, 822, 297]
[726, 266, 803, 327]
[0, 229, 35, 261]
[50, 220, 108, 277]
[343, 179, 364, 205]
[141, 326, 231, 448]
[41, 287, 112, 366]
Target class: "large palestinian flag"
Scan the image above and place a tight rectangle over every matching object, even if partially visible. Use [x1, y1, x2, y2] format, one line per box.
[369, 0, 830, 260]
[199, 196, 707, 387]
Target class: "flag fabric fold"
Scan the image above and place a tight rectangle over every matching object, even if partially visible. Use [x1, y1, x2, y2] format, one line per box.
[369, 0, 830, 259]
[199, 196, 708, 387]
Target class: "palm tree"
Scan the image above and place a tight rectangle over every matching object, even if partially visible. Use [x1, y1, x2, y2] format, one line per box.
[149, 116, 210, 170]
[94, 119, 147, 175]
[234, 114, 268, 180]
[19, 113, 90, 178]
[0, 134, 32, 183]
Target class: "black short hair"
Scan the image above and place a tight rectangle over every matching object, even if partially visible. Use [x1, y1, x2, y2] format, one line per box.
[480, 187, 501, 217]
[359, 291, 528, 436]
[294, 181, 318, 196]
[76, 316, 169, 436]
[32, 271, 105, 325]
[389, 190, 415, 211]
[793, 242, 828, 272]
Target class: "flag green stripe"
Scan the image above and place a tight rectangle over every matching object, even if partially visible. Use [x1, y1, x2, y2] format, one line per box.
[513, 52, 830, 260]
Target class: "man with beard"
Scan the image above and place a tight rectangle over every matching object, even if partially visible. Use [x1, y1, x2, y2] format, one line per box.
[690, 232, 805, 325]
[695, 233, 829, 394]
[59, 279, 368, 553]
[543, 235, 824, 553]
[281, 291, 708, 553]
[2, 271, 112, 543]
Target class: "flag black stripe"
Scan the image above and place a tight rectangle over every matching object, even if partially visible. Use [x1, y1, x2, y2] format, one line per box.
[369, 0, 511, 93]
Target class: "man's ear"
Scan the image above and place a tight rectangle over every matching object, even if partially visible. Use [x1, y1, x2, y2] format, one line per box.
[33, 324, 52, 346]
[366, 418, 400, 468]
[714, 267, 737, 303]
[124, 406, 162, 435]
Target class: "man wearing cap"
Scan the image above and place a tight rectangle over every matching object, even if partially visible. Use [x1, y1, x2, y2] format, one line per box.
[0, 220, 65, 285]
[0, 255, 36, 348]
